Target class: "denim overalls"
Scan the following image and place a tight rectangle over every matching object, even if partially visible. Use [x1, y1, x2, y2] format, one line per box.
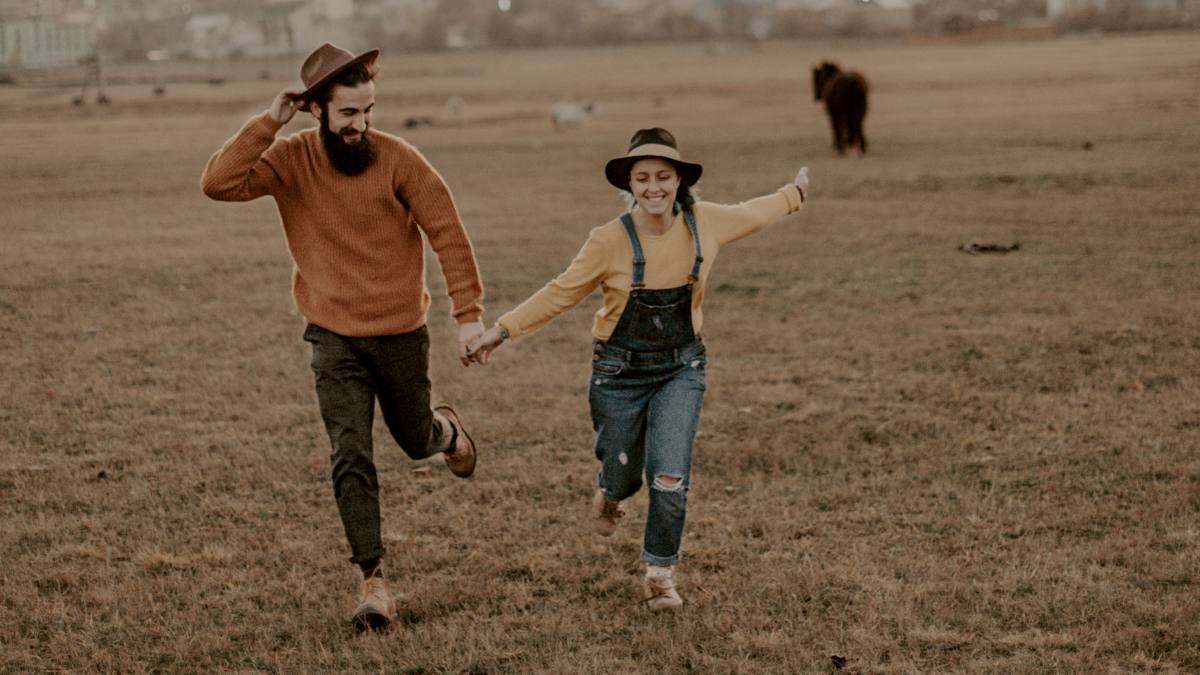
[589, 207, 708, 567]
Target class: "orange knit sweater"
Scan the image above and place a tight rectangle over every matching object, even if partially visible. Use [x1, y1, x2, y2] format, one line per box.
[201, 112, 484, 337]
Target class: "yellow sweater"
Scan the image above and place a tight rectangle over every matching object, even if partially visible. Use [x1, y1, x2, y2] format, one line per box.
[201, 112, 484, 337]
[498, 185, 803, 341]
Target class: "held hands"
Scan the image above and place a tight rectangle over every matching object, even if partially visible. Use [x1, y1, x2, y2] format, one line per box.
[457, 320, 485, 367]
[269, 88, 307, 124]
[465, 324, 507, 366]
[794, 166, 810, 202]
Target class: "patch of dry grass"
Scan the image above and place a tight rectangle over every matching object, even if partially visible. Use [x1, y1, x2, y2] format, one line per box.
[2, 33, 1199, 673]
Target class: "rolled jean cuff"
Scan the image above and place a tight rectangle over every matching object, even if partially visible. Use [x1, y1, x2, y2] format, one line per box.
[642, 549, 679, 567]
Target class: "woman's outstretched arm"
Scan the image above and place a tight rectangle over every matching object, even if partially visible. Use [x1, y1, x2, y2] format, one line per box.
[467, 226, 612, 364]
[703, 166, 809, 245]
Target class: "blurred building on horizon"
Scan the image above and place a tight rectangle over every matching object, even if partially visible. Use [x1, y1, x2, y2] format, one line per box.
[0, 13, 93, 70]
[0, 0, 1195, 70]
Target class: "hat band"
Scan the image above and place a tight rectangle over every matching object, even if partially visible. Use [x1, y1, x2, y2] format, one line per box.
[623, 143, 682, 162]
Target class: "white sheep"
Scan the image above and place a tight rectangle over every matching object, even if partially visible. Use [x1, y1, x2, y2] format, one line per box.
[551, 100, 596, 132]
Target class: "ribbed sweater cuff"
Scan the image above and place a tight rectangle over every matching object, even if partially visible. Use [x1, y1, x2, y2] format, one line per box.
[496, 315, 519, 339]
[780, 184, 804, 213]
[456, 309, 484, 325]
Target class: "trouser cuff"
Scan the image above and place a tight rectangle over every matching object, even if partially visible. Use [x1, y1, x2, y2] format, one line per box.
[642, 550, 679, 567]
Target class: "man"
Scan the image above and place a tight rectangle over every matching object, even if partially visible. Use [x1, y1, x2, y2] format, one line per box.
[201, 43, 484, 631]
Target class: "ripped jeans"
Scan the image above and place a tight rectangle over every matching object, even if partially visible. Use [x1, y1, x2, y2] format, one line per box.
[589, 339, 706, 567]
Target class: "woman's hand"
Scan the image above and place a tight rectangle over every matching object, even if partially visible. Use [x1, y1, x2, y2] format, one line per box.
[466, 324, 507, 365]
[794, 166, 810, 202]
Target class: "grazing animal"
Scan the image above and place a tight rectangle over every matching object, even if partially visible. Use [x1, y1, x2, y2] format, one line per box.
[551, 100, 595, 132]
[812, 61, 869, 155]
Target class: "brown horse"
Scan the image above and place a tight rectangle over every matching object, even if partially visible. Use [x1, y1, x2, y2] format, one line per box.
[812, 62, 869, 155]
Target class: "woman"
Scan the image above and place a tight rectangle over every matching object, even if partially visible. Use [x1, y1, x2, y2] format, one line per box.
[468, 127, 809, 610]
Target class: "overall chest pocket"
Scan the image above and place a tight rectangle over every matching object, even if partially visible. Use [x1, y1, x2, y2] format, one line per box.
[629, 294, 688, 312]
[623, 296, 691, 337]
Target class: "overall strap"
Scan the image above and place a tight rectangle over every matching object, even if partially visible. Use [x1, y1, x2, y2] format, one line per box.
[619, 213, 647, 289]
[682, 207, 704, 282]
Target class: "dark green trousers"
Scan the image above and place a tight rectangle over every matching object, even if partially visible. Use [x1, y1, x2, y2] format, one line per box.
[303, 323, 448, 564]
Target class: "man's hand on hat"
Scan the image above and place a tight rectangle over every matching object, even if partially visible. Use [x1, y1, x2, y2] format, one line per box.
[794, 166, 810, 203]
[269, 88, 307, 124]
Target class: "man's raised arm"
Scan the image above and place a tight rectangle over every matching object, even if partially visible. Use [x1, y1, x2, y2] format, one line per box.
[201, 88, 303, 201]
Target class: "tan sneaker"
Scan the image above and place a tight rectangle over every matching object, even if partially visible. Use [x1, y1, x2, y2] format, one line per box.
[592, 489, 624, 537]
[434, 404, 476, 478]
[351, 576, 397, 631]
[642, 574, 684, 612]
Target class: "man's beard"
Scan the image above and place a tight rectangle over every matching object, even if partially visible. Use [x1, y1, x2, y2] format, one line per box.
[320, 116, 377, 176]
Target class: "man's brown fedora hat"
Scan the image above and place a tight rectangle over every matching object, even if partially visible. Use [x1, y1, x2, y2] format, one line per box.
[296, 43, 380, 112]
[604, 127, 703, 191]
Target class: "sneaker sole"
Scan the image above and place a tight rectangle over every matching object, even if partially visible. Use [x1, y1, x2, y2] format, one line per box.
[645, 599, 684, 612]
[352, 608, 393, 632]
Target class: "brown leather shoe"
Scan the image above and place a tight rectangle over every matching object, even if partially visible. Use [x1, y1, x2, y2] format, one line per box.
[352, 576, 397, 632]
[642, 574, 684, 612]
[592, 489, 624, 537]
[434, 404, 476, 478]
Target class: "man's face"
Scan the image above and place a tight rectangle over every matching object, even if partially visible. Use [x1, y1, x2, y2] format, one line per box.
[316, 80, 377, 175]
[318, 80, 375, 143]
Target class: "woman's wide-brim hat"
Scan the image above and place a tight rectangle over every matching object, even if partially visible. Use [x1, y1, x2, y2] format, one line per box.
[604, 127, 703, 191]
[296, 43, 380, 112]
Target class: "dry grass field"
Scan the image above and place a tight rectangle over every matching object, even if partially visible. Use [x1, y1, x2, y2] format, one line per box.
[2, 31, 1200, 673]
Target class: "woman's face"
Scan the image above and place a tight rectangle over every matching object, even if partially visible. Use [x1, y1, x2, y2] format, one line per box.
[629, 158, 680, 217]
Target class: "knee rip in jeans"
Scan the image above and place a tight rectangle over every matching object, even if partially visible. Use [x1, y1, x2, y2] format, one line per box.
[652, 474, 685, 492]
